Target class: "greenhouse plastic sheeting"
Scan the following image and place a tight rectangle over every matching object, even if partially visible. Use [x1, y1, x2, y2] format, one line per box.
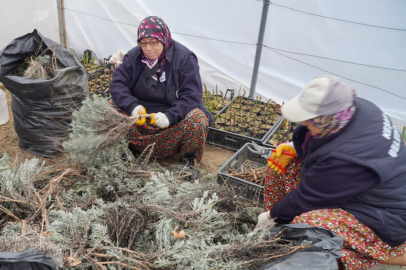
[62, 0, 406, 127]
[0, 29, 89, 157]
[258, 223, 344, 270]
[0, 249, 56, 270]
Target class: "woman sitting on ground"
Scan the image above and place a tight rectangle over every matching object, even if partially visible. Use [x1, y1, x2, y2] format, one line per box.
[256, 75, 406, 270]
[109, 16, 213, 171]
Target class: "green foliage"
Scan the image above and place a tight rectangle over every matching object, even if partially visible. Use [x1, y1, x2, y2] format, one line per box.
[0, 156, 44, 197]
[62, 95, 130, 161]
[140, 171, 176, 206]
[0, 153, 12, 171]
[85, 144, 140, 195]
[48, 203, 106, 251]
[36, 55, 51, 65]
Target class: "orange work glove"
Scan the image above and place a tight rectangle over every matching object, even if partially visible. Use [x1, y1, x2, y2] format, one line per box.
[267, 144, 296, 174]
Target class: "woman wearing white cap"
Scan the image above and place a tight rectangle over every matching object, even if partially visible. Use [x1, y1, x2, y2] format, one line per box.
[256, 75, 406, 269]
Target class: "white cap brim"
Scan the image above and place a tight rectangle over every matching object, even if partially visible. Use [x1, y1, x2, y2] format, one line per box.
[281, 94, 320, 122]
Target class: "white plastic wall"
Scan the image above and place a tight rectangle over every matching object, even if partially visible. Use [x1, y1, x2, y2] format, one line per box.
[2, 0, 406, 127]
[0, 0, 59, 50]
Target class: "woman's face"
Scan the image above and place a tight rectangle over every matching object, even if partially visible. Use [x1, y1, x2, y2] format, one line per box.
[302, 120, 321, 136]
[140, 37, 164, 60]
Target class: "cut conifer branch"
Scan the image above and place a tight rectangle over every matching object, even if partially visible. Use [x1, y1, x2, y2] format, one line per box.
[63, 95, 155, 161]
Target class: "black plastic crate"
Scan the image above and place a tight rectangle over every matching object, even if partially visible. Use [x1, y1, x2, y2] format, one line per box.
[262, 116, 299, 147]
[217, 142, 275, 205]
[207, 126, 265, 151]
[206, 97, 281, 150]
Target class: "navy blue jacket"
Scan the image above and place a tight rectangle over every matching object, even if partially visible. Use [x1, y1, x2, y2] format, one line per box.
[110, 40, 214, 126]
[271, 97, 406, 246]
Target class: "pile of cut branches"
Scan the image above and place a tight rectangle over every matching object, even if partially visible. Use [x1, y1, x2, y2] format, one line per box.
[62, 94, 147, 161]
[13, 40, 65, 80]
[0, 95, 310, 269]
[0, 152, 309, 269]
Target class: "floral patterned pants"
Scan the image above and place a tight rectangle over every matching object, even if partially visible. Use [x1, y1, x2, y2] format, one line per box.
[112, 103, 209, 162]
[264, 157, 406, 270]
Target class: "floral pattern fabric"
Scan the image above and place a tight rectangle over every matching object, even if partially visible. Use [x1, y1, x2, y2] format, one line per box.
[264, 158, 406, 270]
[112, 101, 209, 162]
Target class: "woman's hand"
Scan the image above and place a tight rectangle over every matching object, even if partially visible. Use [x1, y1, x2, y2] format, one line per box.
[132, 105, 147, 126]
[131, 105, 145, 117]
[256, 211, 272, 228]
[153, 112, 169, 128]
[268, 143, 296, 174]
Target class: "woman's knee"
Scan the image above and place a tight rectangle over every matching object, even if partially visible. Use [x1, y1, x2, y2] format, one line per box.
[185, 108, 209, 127]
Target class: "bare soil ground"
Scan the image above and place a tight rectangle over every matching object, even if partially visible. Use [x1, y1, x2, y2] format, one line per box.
[0, 86, 235, 173]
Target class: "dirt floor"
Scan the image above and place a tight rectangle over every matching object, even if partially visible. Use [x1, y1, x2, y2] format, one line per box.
[0, 85, 235, 174]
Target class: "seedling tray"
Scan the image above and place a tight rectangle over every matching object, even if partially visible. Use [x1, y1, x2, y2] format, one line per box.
[206, 97, 281, 151]
[262, 116, 298, 147]
[87, 67, 105, 81]
[217, 143, 274, 205]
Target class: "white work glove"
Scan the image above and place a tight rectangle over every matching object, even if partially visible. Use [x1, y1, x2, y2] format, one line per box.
[153, 112, 170, 128]
[131, 105, 145, 117]
[255, 211, 272, 228]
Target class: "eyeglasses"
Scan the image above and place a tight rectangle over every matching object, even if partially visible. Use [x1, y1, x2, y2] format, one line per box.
[138, 40, 160, 47]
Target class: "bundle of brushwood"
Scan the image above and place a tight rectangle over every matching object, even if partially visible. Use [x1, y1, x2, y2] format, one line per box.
[0, 150, 310, 270]
[62, 94, 150, 161]
[13, 40, 65, 80]
[227, 164, 268, 185]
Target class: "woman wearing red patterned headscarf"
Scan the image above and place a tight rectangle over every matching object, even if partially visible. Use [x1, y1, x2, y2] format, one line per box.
[110, 16, 214, 177]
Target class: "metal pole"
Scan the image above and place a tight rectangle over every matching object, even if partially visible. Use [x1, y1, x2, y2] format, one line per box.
[56, 0, 67, 48]
[249, 0, 270, 99]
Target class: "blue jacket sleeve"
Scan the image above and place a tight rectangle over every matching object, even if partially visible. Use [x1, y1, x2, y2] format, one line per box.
[270, 158, 379, 223]
[109, 53, 140, 114]
[164, 55, 203, 125]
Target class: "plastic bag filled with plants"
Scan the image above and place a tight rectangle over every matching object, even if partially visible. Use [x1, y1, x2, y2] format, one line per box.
[0, 29, 89, 157]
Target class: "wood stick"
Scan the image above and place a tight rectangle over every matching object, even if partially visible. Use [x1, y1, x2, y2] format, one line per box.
[0, 204, 21, 222]
[99, 261, 142, 270]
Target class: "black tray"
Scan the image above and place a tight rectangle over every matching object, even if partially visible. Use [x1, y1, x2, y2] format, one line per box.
[206, 97, 281, 150]
[87, 67, 105, 81]
[217, 142, 274, 205]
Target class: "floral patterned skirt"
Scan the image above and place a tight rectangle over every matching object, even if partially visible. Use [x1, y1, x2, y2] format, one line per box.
[264, 157, 406, 270]
[111, 102, 209, 162]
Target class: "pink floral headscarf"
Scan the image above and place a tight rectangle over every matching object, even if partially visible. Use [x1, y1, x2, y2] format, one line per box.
[308, 105, 356, 138]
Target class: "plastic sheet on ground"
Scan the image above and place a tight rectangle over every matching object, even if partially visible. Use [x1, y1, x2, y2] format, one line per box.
[258, 223, 344, 270]
[0, 249, 56, 270]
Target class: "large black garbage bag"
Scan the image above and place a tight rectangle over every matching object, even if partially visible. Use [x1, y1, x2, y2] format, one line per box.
[258, 223, 344, 270]
[0, 29, 88, 157]
[0, 249, 56, 270]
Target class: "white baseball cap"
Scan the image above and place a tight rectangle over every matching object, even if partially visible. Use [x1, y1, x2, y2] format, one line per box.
[281, 75, 354, 122]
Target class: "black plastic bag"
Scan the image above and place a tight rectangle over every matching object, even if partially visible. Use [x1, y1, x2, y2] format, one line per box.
[258, 223, 344, 270]
[0, 29, 88, 157]
[0, 249, 56, 270]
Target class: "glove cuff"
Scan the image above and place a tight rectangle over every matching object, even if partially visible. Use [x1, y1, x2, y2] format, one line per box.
[287, 141, 296, 154]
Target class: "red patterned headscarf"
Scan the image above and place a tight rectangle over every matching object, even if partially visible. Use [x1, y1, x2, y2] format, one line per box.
[137, 16, 172, 92]
[137, 16, 172, 52]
